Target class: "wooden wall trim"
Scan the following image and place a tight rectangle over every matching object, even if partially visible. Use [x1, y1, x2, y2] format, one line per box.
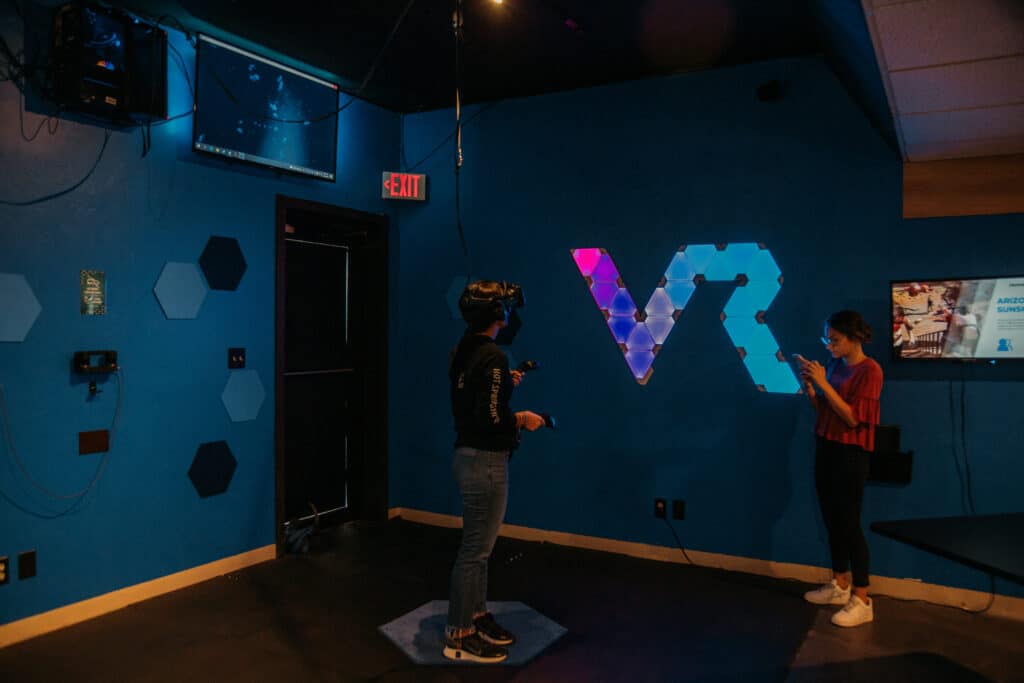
[903, 154, 1024, 219]
[389, 507, 1024, 622]
[0, 545, 276, 648]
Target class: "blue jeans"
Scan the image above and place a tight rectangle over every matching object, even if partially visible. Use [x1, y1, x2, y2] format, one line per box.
[447, 446, 509, 633]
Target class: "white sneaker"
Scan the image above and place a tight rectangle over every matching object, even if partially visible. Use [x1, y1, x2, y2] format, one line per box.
[831, 595, 874, 627]
[803, 579, 851, 605]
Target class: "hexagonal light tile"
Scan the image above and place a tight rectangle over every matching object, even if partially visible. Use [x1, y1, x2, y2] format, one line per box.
[743, 354, 801, 394]
[199, 236, 247, 291]
[0, 273, 42, 342]
[188, 440, 237, 498]
[705, 242, 760, 281]
[154, 262, 208, 319]
[221, 369, 266, 422]
[724, 280, 781, 318]
[571, 243, 797, 392]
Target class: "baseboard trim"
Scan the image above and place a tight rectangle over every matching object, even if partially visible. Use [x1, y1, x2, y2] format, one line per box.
[0, 545, 276, 648]
[389, 507, 1024, 621]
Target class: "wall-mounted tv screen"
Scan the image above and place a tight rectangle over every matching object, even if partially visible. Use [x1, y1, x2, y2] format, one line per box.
[890, 277, 1024, 360]
[193, 34, 338, 181]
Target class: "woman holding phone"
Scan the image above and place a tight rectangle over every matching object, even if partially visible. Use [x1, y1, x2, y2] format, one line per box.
[795, 310, 883, 628]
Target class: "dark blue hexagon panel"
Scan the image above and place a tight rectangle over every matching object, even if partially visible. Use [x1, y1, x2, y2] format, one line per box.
[0, 273, 42, 342]
[199, 236, 247, 291]
[188, 440, 237, 498]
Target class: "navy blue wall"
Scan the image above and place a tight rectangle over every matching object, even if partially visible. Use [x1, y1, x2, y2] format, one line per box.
[0, 15, 399, 624]
[391, 57, 1024, 598]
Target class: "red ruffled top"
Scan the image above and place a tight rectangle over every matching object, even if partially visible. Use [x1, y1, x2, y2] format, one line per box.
[814, 357, 883, 452]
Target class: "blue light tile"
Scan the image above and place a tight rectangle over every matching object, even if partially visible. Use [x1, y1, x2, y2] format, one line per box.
[607, 315, 637, 344]
[645, 316, 674, 344]
[625, 349, 655, 379]
[666, 244, 717, 281]
[724, 280, 781, 317]
[743, 354, 801, 394]
[740, 324, 780, 356]
[626, 324, 655, 351]
[608, 288, 637, 317]
[718, 243, 760, 277]
[590, 253, 619, 283]
[746, 249, 782, 282]
[722, 316, 759, 348]
[664, 280, 696, 309]
[644, 287, 674, 317]
[590, 282, 618, 309]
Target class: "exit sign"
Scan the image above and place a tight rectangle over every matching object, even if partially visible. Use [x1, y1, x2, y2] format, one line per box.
[381, 171, 427, 201]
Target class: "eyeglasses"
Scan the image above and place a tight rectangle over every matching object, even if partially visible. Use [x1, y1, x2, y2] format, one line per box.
[820, 336, 839, 346]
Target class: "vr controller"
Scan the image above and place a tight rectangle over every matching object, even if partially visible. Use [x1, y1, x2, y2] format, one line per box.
[515, 360, 556, 429]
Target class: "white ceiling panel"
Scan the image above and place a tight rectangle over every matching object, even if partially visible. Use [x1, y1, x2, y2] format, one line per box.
[872, 0, 1024, 71]
[890, 56, 1024, 114]
[900, 103, 1024, 146]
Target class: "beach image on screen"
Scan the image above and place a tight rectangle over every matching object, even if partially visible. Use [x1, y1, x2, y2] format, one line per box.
[892, 277, 1024, 360]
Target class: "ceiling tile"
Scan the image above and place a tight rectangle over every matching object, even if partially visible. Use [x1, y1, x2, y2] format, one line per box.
[873, 0, 1024, 71]
[890, 56, 1024, 114]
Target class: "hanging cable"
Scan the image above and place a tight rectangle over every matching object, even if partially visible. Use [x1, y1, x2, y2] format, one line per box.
[0, 368, 124, 501]
[452, 0, 472, 283]
[960, 364, 977, 514]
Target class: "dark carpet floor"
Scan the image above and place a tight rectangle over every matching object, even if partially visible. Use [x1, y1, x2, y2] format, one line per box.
[2, 518, 1023, 682]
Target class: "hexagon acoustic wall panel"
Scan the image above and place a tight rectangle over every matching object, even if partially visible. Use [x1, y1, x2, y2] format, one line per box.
[0, 273, 42, 342]
[188, 440, 237, 498]
[199, 236, 247, 291]
[571, 244, 799, 393]
[221, 370, 266, 422]
[154, 262, 208, 319]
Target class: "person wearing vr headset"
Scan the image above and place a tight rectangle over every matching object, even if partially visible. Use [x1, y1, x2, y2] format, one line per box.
[443, 280, 546, 664]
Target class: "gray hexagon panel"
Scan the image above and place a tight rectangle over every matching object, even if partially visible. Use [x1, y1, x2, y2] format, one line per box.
[188, 440, 237, 498]
[199, 236, 247, 291]
[0, 273, 42, 342]
[221, 369, 266, 422]
[154, 262, 208, 319]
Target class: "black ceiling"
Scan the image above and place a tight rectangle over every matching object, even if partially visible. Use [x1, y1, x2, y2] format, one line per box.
[123, 0, 822, 113]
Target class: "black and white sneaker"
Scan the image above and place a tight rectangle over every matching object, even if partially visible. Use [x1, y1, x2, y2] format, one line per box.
[474, 612, 517, 646]
[442, 632, 508, 663]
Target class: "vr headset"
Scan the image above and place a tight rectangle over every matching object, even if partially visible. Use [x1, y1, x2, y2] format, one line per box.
[458, 280, 524, 326]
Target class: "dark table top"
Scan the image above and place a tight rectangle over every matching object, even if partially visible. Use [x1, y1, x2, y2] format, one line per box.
[871, 513, 1024, 585]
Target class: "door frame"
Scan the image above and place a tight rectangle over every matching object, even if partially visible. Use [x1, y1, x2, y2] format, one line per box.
[274, 194, 390, 556]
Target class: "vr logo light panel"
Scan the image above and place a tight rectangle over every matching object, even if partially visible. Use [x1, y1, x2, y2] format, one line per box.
[571, 243, 798, 393]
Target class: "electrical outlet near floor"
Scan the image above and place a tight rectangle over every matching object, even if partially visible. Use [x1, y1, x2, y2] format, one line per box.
[18, 550, 36, 580]
[654, 498, 667, 519]
[0, 556, 8, 585]
[672, 499, 686, 520]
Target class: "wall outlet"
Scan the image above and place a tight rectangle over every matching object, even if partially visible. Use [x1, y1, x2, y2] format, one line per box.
[228, 348, 246, 369]
[18, 550, 36, 580]
[0, 556, 8, 585]
[654, 498, 667, 519]
[672, 499, 686, 520]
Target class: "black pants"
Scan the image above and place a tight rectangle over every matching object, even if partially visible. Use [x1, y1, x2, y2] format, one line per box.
[815, 436, 871, 588]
